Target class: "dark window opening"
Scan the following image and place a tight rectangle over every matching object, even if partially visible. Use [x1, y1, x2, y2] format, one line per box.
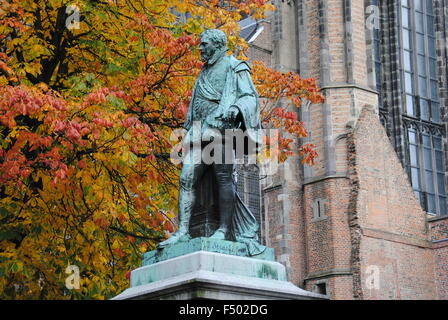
[316, 283, 327, 296]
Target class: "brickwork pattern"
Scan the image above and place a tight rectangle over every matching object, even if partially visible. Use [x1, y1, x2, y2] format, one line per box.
[303, 178, 354, 298]
[432, 240, 448, 299]
[350, 106, 437, 299]
[429, 217, 448, 299]
[256, 0, 448, 300]
[247, 20, 273, 67]
[429, 218, 448, 241]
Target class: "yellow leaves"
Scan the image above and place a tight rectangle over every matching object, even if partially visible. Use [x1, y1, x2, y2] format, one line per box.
[76, 234, 84, 243]
[0, 76, 7, 86]
[184, 18, 204, 34]
[35, 82, 49, 92]
[99, 255, 108, 265]
[0, 0, 283, 300]
[83, 220, 97, 236]
[138, 242, 148, 253]
[77, 171, 92, 184]
[23, 61, 42, 77]
[263, 3, 276, 13]
[9, 38, 22, 47]
[174, 1, 188, 13]
[93, 152, 108, 162]
[111, 239, 120, 250]
[29, 43, 51, 58]
[0, 242, 17, 259]
[6, 125, 27, 140]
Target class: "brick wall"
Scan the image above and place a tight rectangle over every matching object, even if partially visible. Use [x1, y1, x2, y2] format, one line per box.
[429, 217, 448, 299]
[303, 178, 354, 298]
[349, 106, 437, 299]
[248, 20, 273, 67]
[254, 0, 447, 300]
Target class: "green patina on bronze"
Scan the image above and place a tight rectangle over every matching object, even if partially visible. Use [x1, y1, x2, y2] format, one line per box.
[143, 237, 274, 266]
[157, 29, 264, 256]
[257, 263, 279, 280]
[131, 243, 286, 288]
[133, 31, 279, 291]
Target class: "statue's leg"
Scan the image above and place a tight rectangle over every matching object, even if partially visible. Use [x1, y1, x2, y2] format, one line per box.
[210, 161, 235, 240]
[158, 149, 206, 248]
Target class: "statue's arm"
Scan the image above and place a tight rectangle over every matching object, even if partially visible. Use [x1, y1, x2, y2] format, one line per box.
[230, 65, 260, 128]
[183, 85, 196, 130]
[230, 61, 257, 107]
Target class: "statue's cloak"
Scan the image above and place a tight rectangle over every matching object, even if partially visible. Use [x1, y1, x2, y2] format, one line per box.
[185, 55, 262, 145]
[184, 55, 265, 256]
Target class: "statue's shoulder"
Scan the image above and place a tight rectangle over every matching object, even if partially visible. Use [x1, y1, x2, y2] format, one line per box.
[227, 55, 251, 73]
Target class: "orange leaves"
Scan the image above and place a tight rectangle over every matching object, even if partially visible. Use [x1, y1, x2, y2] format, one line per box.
[94, 217, 109, 229]
[122, 116, 139, 129]
[252, 61, 324, 164]
[113, 247, 126, 259]
[0, 0, 281, 300]
[299, 144, 319, 166]
[252, 61, 325, 108]
[0, 86, 60, 126]
[83, 87, 120, 108]
[163, 220, 174, 233]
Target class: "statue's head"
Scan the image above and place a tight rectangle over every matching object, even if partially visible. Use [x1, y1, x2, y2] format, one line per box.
[200, 29, 227, 63]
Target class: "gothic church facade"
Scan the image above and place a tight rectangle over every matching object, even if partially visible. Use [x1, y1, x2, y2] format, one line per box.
[243, 0, 448, 299]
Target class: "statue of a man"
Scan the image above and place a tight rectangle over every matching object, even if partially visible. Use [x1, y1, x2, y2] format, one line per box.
[158, 29, 264, 255]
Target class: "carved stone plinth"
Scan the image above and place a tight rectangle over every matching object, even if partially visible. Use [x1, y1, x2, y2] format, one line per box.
[112, 239, 326, 300]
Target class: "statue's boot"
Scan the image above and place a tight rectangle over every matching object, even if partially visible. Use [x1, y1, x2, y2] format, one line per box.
[157, 225, 191, 248]
[210, 190, 234, 240]
[210, 228, 226, 240]
[157, 190, 194, 248]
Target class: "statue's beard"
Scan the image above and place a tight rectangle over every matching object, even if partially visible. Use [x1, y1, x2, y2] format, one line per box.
[200, 51, 213, 62]
[201, 47, 227, 65]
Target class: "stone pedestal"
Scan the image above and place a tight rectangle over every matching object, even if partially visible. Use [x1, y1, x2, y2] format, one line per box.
[113, 238, 326, 300]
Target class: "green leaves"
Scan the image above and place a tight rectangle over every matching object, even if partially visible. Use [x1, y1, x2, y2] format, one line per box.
[106, 94, 125, 110]
[8, 261, 21, 273]
[0, 207, 9, 219]
[0, 231, 23, 242]
[184, 19, 204, 34]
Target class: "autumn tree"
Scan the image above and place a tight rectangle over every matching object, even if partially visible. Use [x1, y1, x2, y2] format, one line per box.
[0, 0, 323, 299]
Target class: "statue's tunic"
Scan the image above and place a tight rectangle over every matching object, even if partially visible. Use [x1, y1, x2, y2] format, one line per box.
[191, 55, 227, 127]
[185, 55, 262, 145]
[184, 53, 265, 256]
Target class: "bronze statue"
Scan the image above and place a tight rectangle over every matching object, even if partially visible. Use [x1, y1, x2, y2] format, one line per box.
[158, 29, 264, 255]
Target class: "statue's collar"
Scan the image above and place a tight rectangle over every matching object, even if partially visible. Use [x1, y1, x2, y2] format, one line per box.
[205, 48, 228, 67]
